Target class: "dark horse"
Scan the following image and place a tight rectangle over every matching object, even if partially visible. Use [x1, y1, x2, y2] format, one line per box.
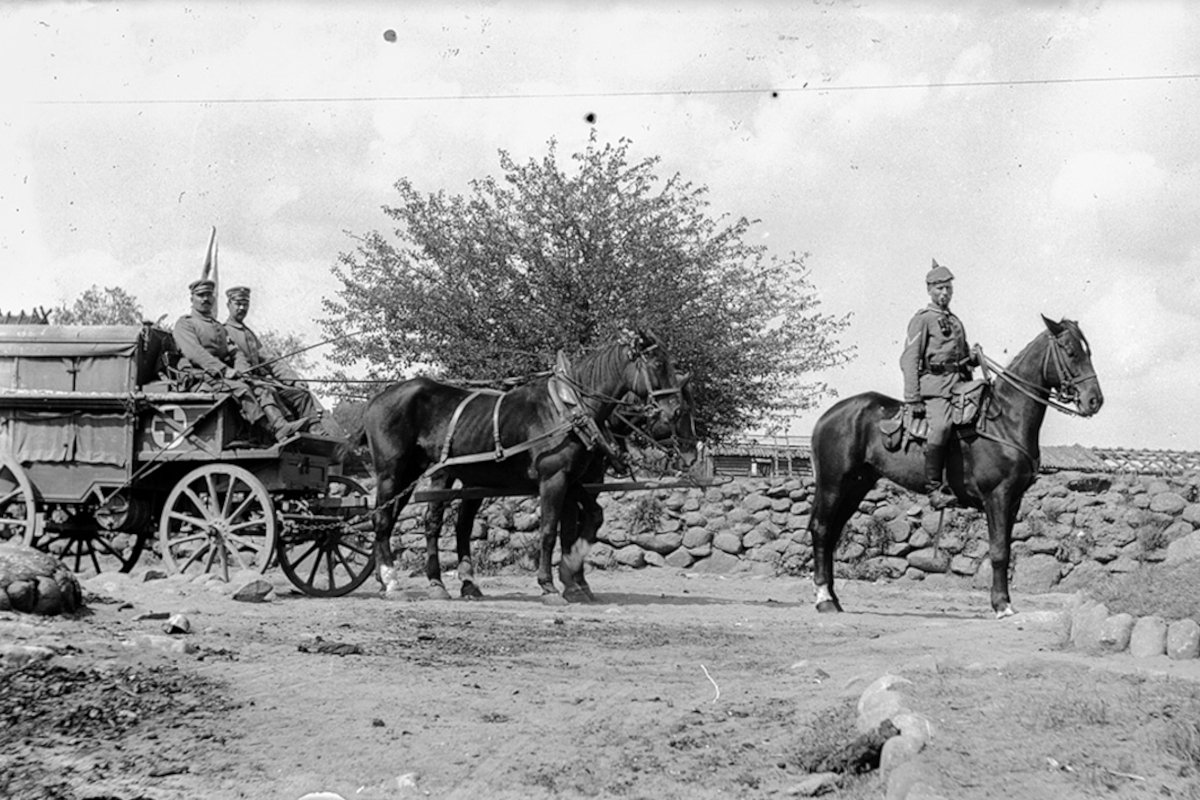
[363, 331, 686, 601]
[807, 316, 1103, 617]
[542, 380, 700, 601]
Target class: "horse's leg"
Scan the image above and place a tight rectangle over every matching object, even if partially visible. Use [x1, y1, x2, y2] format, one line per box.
[420, 479, 453, 600]
[984, 486, 1023, 618]
[536, 475, 568, 604]
[456, 497, 484, 600]
[373, 473, 403, 594]
[560, 490, 601, 604]
[809, 469, 874, 613]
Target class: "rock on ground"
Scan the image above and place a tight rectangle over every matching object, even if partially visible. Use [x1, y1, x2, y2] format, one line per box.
[0, 542, 82, 615]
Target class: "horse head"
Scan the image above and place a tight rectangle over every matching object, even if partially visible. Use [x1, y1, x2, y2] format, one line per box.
[137, 319, 179, 387]
[610, 371, 699, 469]
[1041, 315, 1104, 417]
[625, 329, 686, 427]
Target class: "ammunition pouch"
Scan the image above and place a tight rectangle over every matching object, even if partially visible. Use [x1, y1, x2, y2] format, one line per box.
[880, 405, 929, 452]
[950, 380, 988, 426]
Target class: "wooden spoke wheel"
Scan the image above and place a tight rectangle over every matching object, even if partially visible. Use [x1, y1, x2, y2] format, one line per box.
[31, 509, 146, 576]
[158, 464, 277, 580]
[277, 475, 376, 597]
[0, 454, 37, 546]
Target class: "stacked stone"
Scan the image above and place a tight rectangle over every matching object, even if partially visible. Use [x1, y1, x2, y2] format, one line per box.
[1067, 594, 1200, 659]
[382, 471, 1200, 591]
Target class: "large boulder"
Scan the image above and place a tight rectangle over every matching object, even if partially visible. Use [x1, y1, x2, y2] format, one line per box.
[0, 542, 83, 615]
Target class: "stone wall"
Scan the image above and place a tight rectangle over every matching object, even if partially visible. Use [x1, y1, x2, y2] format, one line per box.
[389, 471, 1200, 595]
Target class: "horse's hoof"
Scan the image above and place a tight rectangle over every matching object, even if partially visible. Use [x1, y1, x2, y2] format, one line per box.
[995, 604, 1016, 619]
[563, 587, 593, 604]
[426, 584, 452, 601]
[461, 582, 484, 601]
[816, 600, 843, 613]
[540, 593, 568, 607]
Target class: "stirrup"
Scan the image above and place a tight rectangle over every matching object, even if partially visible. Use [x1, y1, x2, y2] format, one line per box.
[928, 486, 959, 510]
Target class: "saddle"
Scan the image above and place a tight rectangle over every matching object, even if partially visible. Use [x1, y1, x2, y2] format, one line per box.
[880, 380, 990, 452]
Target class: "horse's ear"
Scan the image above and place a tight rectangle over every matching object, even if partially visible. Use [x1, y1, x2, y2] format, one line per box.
[1042, 315, 1064, 336]
[632, 328, 657, 354]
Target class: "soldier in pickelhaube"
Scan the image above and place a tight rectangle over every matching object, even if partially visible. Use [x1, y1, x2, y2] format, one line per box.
[171, 232, 309, 443]
[899, 260, 980, 509]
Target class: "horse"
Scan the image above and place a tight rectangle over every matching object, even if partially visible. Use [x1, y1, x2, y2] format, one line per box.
[411, 378, 700, 605]
[539, 378, 700, 602]
[807, 316, 1103, 618]
[363, 330, 686, 601]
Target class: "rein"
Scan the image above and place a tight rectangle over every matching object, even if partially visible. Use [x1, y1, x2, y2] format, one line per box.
[970, 328, 1096, 466]
[978, 330, 1096, 418]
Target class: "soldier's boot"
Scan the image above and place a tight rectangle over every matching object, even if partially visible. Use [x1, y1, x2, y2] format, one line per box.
[263, 403, 309, 442]
[923, 443, 959, 510]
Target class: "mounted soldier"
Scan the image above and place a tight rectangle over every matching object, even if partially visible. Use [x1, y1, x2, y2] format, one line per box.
[899, 259, 981, 509]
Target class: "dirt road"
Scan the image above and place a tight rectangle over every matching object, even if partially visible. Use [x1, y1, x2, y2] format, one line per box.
[4, 567, 1200, 800]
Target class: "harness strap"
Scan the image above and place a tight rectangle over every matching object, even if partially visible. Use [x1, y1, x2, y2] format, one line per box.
[491, 391, 505, 459]
[439, 390, 503, 464]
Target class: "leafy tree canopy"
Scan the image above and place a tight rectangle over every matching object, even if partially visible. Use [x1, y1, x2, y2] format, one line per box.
[323, 135, 852, 441]
[51, 285, 143, 326]
[256, 329, 315, 376]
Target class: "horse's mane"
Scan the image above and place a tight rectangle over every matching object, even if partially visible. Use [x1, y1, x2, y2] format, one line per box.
[1006, 330, 1050, 375]
[569, 340, 632, 388]
[1002, 318, 1086, 383]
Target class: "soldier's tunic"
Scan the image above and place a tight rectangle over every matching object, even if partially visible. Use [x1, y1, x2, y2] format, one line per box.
[899, 305, 971, 446]
[223, 319, 320, 422]
[173, 311, 267, 425]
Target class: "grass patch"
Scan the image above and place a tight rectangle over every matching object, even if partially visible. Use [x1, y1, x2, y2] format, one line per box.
[790, 697, 861, 771]
[1087, 560, 1200, 621]
[1164, 719, 1200, 773]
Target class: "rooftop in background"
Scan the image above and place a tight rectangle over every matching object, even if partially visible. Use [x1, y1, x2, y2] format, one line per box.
[710, 436, 1200, 477]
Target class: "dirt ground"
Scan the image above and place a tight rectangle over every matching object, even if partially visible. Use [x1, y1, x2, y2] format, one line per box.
[4, 565, 1200, 800]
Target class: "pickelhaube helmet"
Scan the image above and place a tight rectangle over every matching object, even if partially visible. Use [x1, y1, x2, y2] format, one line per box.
[926, 258, 954, 284]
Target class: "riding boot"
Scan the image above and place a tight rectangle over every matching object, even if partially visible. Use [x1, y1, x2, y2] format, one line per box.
[263, 403, 309, 442]
[923, 443, 959, 510]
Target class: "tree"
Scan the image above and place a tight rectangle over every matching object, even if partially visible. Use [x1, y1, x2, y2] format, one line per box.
[323, 135, 852, 441]
[257, 329, 315, 376]
[52, 286, 143, 325]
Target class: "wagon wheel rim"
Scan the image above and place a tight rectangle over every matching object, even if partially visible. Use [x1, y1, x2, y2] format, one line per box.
[158, 464, 277, 580]
[31, 515, 146, 576]
[0, 454, 37, 546]
[277, 475, 376, 598]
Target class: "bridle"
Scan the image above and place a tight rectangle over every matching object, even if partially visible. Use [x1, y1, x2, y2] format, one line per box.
[629, 342, 684, 421]
[549, 340, 683, 423]
[979, 326, 1097, 417]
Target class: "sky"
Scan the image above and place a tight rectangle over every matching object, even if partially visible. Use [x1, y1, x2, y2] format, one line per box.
[2, 1, 1198, 451]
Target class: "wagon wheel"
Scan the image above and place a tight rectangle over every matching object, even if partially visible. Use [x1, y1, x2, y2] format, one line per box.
[31, 508, 146, 576]
[158, 464, 277, 580]
[277, 475, 376, 597]
[0, 454, 37, 545]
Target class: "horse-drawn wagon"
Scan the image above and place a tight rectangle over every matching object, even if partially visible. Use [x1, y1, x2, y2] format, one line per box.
[0, 323, 374, 597]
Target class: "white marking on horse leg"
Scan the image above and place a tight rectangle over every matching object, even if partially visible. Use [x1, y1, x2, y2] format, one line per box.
[562, 538, 591, 575]
[380, 564, 402, 594]
[814, 584, 834, 605]
[995, 604, 1015, 619]
[458, 557, 475, 584]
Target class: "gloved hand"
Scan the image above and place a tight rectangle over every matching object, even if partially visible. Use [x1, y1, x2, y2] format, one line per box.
[907, 401, 926, 418]
[222, 366, 240, 380]
[970, 343, 983, 366]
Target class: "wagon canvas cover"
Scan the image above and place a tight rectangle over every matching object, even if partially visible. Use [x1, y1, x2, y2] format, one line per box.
[0, 325, 142, 393]
[0, 326, 141, 468]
